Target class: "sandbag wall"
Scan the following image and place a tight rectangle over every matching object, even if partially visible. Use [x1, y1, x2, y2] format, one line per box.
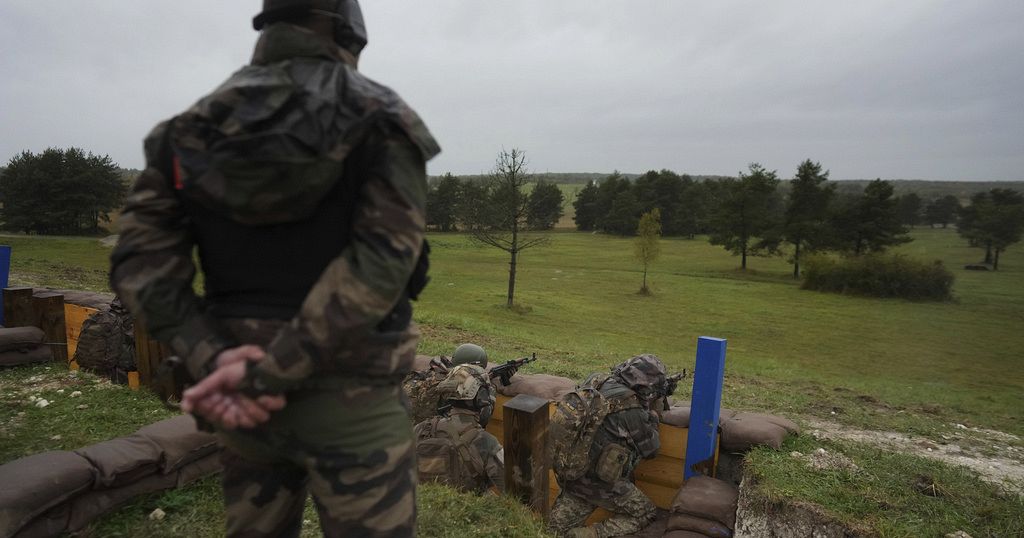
[0, 416, 220, 538]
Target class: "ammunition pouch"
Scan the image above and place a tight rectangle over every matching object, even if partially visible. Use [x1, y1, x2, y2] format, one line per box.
[595, 443, 630, 483]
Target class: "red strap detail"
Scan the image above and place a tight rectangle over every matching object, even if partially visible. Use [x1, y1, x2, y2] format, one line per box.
[172, 155, 184, 190]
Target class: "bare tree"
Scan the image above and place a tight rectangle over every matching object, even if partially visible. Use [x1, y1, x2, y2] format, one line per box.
[468, 148, 548, 306]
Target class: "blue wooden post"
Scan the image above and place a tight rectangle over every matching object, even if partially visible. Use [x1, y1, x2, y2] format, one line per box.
[0, 245, 10, 326]
[684, 336, 727, 479]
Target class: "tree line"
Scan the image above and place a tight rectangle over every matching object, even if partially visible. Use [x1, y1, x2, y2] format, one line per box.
[427, 158, 1023, 278]
[1, 148, 127, 235]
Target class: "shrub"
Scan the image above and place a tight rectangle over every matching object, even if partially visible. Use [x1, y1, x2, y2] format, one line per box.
[801, 253, 954, 301]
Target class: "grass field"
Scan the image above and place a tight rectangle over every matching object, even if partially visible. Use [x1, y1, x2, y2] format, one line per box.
[1, 226, 1022, 536]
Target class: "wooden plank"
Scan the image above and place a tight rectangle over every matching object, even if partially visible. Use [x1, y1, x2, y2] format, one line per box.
[503, 394, 551, 520]
[33, 292, 67, 364]
[64, 304, 98, 360]
[685, 336, 727, 479]
[3, 287, 34, 328]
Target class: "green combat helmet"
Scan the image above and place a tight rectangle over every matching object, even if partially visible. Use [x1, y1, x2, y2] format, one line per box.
[253, 0, 367, 57]
[436, 365, 496, 426]
[451, 343, 488, 368]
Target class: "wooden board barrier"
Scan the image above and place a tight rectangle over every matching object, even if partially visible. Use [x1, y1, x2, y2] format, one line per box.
[32, 292, 67, 364]
[64, 304, 98, 363]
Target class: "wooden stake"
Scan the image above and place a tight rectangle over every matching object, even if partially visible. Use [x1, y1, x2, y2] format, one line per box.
[503, 393, 551, 520]
[32, 292, 67, 364]
[2, 287, 34, 327]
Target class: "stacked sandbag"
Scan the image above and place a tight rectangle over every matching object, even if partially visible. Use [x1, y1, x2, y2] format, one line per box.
[31, 289, 115, 311]
[657, 406, 799, 452]
[494, 372, 575, 401]
[0, 327, 52, 367]
[0, 415, 220, 538]
[666, 476, 739, 537]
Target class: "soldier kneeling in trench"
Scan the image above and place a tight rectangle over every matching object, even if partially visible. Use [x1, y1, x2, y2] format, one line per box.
[549, 355, 678, 538]
[413, 364, 505, 494]
[403, 343, 489, 424]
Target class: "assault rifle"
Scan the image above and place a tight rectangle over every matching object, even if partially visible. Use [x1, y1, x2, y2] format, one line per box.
[489, 353, 537, 386]
[662, 370, 687, 410]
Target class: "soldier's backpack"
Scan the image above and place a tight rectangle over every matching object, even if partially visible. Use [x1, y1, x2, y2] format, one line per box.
[415, 418, 486, 492]
[73, 308, 135, 378]
[550, 374, 641, 481]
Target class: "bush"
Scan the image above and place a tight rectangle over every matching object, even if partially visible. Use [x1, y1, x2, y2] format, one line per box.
[801, 253, 954, 301]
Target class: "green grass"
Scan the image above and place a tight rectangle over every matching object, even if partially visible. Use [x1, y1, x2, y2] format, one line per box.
[1, 226, 1021, 536]
[746, 435, 1024, 537]
[417, 228, 1024, 438]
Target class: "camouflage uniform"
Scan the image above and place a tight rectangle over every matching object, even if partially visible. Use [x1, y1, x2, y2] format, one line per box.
[549, 357, 666, 538]
[402, 356, 452, 424]
[110, 14, 439, 538]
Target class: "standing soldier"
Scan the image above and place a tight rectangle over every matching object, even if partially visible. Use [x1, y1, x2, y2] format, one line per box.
[404, 343, 488, 423]
[549, 355, 676, 538]
[109, 1, 439, 537]
[413, 364, 505, 494]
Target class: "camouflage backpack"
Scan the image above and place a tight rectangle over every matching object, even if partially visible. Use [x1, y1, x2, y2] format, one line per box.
[73, 307, 135, 376]
[403, 357, 452, 423]
[550, 373, 641, 481]
[415, 417, 486, 492]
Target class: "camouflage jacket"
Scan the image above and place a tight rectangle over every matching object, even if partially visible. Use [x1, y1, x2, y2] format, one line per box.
[110, 23, 439, 394]
[413, 408, 505, 493]
[563, 378, 660, 502]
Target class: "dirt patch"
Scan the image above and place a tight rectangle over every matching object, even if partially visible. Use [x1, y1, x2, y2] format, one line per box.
[735, 475, 876, 538]
[802, 417, 1024, 492]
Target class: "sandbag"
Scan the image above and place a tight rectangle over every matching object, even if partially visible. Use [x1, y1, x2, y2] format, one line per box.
[175, 451, 223, 487]
[660, 405, 691, 428]
[32, 289, 114, 311]
[0, 451, 95, 538]
[65, 472, 179, 533]
[74, 436, 162, 489]
[135, 415, 218, 473]
[719, 410, 799, 453]
[496, 373, 575, 401]
[667, 512, 733, 537]
[412, 354, 436, 372]
[0, 327, 44, 353]
[670, 476, 739, 530]
[0, 346, 53, 367]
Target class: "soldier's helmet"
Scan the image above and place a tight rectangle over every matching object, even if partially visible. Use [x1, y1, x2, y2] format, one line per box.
[612, 354, 669, 403]
[451, 343, 488, 368]
[437, 364, 496, 425]
[253, 0, 367, 57]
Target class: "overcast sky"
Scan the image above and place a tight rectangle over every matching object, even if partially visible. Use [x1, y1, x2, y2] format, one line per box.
[2, 1, 1022, 181]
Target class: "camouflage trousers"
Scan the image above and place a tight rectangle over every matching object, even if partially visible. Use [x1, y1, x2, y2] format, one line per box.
[548, 483, 656, 538]
[217, 380, 416, 538]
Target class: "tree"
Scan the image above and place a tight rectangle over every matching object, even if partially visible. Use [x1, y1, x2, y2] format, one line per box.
[572, 181, 600, 231]
[957, 188, 1024, 269]
[455, 178, 488, 230]
[895, 192, 923, 228]
[708, 163, 781, 270]
[526, 181, 564, 230]
[777, 159, 835, 278]
[634, 208, 662, 294]
[925, 195, 960, 228]
[465, 148, 548, 306]
[831, 179, 911, 255]
[0, 147, 127, 235]
[425, 173, 461, 231]
[593, 172, 632, 233]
